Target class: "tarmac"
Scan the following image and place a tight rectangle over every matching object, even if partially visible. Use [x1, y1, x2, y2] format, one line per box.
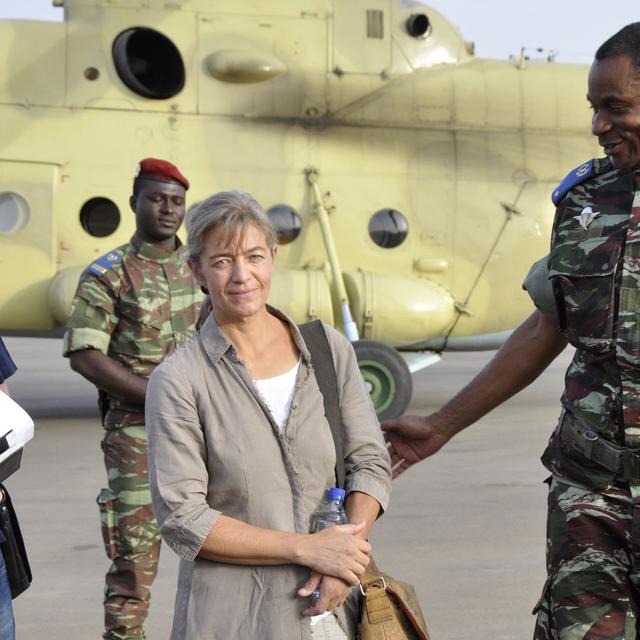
[3, 335, 572, 640]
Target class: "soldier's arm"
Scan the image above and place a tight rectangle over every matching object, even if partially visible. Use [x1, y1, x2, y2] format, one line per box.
[64, 272, 147, 404]
[69, 349, 147, 404]
[383, 309, 568, 475]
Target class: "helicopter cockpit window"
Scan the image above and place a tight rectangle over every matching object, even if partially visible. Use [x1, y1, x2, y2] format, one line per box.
[368, 209, 409, 248]
[112, 27, 185, 99]
[80, 198, 120, 238]
[267, 205, 301, 245]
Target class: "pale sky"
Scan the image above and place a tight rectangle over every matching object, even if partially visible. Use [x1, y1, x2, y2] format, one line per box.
[0, 0, 638, 64]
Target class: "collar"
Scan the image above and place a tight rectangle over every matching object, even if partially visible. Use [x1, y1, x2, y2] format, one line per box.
[130, 234, 183, 263]
[199, 305, 312, 365]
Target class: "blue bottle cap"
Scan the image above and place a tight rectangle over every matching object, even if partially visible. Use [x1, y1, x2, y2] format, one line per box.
[327, 487, 345, 501]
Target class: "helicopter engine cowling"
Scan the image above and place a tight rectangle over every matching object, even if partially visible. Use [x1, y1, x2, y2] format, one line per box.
[268, 267, 335, 327]
[343, 271, 455, 348]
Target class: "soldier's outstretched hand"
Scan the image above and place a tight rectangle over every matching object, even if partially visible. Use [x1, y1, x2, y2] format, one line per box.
[381, 415, 450, 478]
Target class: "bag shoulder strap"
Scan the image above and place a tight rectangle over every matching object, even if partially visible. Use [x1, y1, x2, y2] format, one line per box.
[299, 320, 345, 490]
[300, 325, 399, 591]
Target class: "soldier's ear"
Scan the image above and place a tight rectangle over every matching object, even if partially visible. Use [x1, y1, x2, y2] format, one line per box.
[129, 195, 137, 214]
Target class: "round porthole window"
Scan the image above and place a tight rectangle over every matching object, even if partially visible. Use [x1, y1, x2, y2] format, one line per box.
[0, 192, 30, 233]
[267, 204, 302, 245]
[80, 198, 121, 237]
[113, 27, 185, 99]
[406, 14, 431, 39]
[368, 209, 409, 248]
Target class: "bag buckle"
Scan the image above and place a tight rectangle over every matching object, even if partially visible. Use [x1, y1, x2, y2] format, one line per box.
[360, 575, 387, 597]
[582, 429, 599, 459]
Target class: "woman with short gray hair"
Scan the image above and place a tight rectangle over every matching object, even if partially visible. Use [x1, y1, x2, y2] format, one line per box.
[146, 190, 391, 639]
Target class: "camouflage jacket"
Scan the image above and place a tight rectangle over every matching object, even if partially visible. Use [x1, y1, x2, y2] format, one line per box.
[64, 235, 203, 415]
[529, 158, 640, 486]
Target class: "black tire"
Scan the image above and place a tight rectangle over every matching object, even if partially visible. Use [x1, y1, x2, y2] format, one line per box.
[352, 340, 413, 421]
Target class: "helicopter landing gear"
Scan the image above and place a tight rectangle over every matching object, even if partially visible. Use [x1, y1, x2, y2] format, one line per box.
[353, 341, 413, 421]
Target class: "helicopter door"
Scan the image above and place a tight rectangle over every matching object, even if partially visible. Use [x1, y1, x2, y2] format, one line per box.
[0, 161, 57, 330]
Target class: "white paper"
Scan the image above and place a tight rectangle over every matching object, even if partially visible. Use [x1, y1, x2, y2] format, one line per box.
[0, 391, 34, 461]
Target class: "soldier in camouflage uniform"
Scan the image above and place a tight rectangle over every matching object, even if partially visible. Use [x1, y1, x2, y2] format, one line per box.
[64, 158, 202, 640]
[382, 23, 640, 639]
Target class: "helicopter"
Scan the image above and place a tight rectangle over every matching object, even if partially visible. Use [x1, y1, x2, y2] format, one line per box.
[0, 0, 598, 418]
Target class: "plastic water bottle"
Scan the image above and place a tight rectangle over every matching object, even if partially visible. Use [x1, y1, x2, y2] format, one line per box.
[311, 487, 348, 532]
[309, 487, 348, 600]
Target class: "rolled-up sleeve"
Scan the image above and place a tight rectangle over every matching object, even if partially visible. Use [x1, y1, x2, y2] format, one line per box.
[63, 275, 119, 356]
[146, 358, 221, 561]
[328, 327, 392, 513]
[522, 254, 560, 327]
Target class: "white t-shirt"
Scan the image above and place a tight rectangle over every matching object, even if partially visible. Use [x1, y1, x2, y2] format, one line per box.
[253, 359, 301, 431]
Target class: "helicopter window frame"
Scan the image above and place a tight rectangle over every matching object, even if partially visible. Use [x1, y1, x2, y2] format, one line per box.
[368, 208, 409, 249]
[112, 27, 185, 100]
[0, 192, 30, 234]
[266, 204, 302, 245]
[80, 197, 121, 238]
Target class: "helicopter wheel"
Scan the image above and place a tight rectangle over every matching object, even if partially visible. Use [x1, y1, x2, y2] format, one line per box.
[353, 340, 413, 421]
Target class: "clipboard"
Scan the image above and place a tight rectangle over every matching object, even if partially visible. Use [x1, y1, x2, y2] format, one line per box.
[0, 392, 34, 482]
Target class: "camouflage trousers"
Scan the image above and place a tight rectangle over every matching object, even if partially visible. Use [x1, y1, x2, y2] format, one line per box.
[534, 475, 640, 639]
[98, 423, 161, 640]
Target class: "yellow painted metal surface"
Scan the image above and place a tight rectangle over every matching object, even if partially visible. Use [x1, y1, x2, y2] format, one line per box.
[0, 0, 599, 350]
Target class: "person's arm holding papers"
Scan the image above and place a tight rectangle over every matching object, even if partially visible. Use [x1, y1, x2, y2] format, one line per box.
[0, 338, 34, 462]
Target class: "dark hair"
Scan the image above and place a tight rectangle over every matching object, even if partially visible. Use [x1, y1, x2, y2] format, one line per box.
[132, 177, 183, 197]
[133, 177, 152, 197]
[595, 23, 640, 72]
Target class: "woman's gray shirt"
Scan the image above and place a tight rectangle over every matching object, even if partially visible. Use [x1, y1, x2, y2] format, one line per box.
[145, 309, 392, 640]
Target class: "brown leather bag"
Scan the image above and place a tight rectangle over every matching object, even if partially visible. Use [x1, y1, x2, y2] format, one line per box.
[300, 322, 430, 640]
[358, 558, 430, 640]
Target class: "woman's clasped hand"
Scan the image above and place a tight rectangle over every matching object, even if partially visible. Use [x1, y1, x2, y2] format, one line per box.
[297, 520, 371, 615]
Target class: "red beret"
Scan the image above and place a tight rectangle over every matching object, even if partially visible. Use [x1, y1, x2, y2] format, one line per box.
[134, 157, 189, 190]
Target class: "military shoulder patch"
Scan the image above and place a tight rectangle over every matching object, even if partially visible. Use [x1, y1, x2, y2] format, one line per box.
[551, 159, 597, 205]
[87, 249, 124, 277]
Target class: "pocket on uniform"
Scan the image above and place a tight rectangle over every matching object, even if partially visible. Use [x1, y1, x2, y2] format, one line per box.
[617, 286, 640, 367]
[117, 300, 164, 360]
[118, 300, 163, 331]
[97, 488, 118, 560]
[549, 241, 620, 353]
[534, 567, 636, 638]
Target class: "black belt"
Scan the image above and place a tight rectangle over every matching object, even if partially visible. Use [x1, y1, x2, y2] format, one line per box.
[560, 410, 640, 481]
